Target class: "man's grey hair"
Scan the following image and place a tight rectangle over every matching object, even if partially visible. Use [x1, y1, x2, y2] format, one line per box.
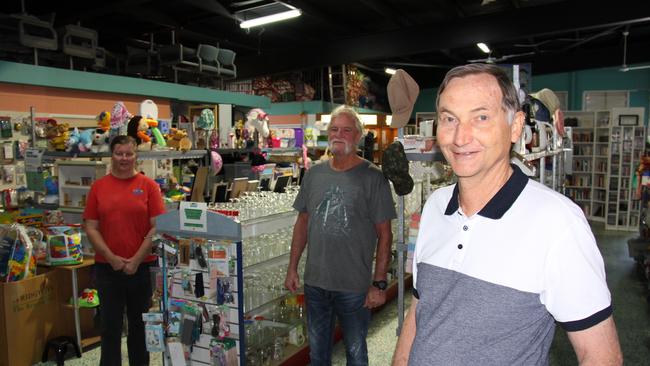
[436, 63, 521, 124]
[329, 105, 365, 141]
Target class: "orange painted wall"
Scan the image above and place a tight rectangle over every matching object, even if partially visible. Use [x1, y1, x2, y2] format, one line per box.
[0, 83, 171, 117]
[269, 114, 302, 125]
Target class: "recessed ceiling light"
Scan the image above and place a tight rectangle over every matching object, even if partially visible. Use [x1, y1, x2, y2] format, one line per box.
[384, 67, 397, 75]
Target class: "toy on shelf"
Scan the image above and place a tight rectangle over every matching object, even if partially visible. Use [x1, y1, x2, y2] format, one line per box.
[196, 108, 216, 150]
[97, 111, 111, 132]
[245, 108, 270, 148]
[110, 101, 131, 139]
[167, 128, 192, 151]
[66, 127, 95, 153]
[45, 119, 70, 151]
[74, 288, 100, 308]
[91, 128, 110, 153]
[44, 225, 83, 266]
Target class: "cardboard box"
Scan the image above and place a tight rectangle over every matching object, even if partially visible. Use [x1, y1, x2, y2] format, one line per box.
[0, 269, 62, 366]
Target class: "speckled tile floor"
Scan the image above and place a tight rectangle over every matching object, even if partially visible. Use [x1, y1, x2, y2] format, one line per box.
[36, 223, 650, 365]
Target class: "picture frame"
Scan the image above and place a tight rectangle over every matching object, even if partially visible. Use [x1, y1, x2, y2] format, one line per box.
[618, 114, 639, 126]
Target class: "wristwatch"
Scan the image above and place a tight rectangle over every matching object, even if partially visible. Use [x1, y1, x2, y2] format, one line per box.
[372, 280, 388, 291]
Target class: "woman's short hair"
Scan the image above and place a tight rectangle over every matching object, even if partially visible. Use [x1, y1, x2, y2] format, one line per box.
[110, 135, 138, 153]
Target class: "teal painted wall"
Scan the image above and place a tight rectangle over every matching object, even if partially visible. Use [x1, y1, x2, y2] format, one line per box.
[0, 60, 270, 108]
[267, 100, 387, 115]
[413, 66, 650, 123]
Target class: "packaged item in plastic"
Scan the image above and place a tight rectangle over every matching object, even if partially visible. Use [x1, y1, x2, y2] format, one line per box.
[0, 223, 37, 282]
[44, 225, 83, 266]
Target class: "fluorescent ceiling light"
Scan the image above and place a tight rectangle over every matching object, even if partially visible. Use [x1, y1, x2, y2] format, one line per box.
[477, 42, 491, 54]
[384, 67, 397, 75]
[240, 9, 301, 29]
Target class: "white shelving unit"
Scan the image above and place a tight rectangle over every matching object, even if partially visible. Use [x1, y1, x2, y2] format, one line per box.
[56, 160, 108, 212]
[564, 110, 610, 221]
[566, 108, 646, 230]
[605, 107, 646, 231]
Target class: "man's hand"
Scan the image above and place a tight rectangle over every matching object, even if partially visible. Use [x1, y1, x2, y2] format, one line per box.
[364, 286, 387, 309]
[108, 255, 127, 271]
[285, 269, 301, 293]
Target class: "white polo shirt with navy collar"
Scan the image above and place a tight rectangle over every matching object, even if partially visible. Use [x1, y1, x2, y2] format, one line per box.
[409, 165, 612, 366]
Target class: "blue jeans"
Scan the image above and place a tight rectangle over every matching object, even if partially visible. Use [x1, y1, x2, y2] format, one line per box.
[304, 284, 371, 366]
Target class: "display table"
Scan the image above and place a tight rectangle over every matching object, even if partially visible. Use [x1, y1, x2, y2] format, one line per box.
[38, 258, 100, 354]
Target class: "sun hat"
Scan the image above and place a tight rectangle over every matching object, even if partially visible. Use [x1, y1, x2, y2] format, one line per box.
[387, 69, 420, 128]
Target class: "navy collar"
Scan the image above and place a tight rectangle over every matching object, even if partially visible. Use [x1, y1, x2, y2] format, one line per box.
[444, 164, 529, 219]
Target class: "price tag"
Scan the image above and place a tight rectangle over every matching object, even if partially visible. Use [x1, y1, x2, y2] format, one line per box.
[179, 201, 207, 232]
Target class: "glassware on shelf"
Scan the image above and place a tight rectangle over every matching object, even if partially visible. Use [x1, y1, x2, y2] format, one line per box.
[242, 227, 293, 267]
[211, 190, 299, 221]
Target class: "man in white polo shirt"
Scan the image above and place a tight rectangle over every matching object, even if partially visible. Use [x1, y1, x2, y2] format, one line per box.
[392, 63, 622, 366]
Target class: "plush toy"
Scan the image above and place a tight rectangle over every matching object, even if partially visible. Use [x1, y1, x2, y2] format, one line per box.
[127, 116, 148, 144]
[78, 129, 94, 152]
[91, 128, 110, 153]
[66, 127, 80, 152]
[66, 128, 94, 153]
[110, 102, 130, 131]
[144, 118, 168, 148]
[167, 128, 192, 151]
[245, 108, 270, 145]
[47, 121, 70, 151]
[97, 111, 111, 132]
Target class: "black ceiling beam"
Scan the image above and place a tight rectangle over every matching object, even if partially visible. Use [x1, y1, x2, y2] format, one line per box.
[285, 0, 360, 34]
[119, 5, 181, 29]
[431, 0, 466, 18]
[235, 0, 650, 78]
[358, 0, 412, 28]
[179, 0, 238, 20]
[56, 0, 152, 25]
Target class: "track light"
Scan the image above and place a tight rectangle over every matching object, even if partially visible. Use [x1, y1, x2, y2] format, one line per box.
[477, 43, 491, 54]
[384, 67, 397, 75]
[240, 9, 301, 29]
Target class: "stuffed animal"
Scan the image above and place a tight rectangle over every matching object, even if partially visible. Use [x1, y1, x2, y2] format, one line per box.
[66, 128, 94, 153]
[78, 129, 94, 152]
[91, 129, 110, 153]
[47, 121, 70, 151]
[66, 128, 80, 153]
[97, 111, 111, 132]
[245, 108, 270, 138]
[167, 128, 192, 151]
[147, 119, 166, 148]
[244, 108, 270, 149]
[127, 116, 148, 144]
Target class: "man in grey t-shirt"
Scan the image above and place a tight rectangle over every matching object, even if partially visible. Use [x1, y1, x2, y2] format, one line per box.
[285, 105, 396, 366]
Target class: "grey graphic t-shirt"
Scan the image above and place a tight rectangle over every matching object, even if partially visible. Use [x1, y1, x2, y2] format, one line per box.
[293, 160, 396, 293]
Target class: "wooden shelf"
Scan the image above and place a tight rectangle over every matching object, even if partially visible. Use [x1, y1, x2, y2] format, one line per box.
[81, 335, 101, 349]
